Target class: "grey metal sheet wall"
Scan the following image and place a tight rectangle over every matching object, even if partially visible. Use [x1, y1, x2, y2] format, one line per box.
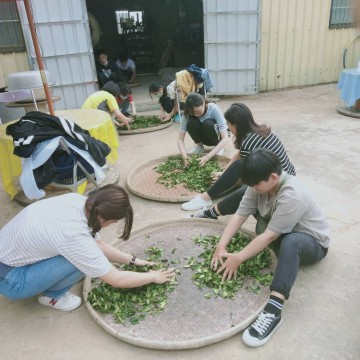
[203, 0, 260, 95]
[18, 0, 97, 110]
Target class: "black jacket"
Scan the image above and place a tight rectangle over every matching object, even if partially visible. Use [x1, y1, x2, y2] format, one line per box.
[6, 111, 110, 166]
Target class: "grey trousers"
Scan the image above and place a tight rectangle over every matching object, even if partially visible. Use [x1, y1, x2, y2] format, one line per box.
[270, 232, 328, 299]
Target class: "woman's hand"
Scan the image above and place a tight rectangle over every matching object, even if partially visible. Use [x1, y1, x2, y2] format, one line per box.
[183, 155, 190, 166]
[211, 171, 223, 184]
[150, 268, 176, 284]
[199, 154, 210, 166]
[216, 252, 242, 281]
[134, 258, 155, 267]
[211, 245, 226, 270]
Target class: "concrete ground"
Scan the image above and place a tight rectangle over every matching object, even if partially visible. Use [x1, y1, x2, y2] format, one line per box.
[0, 79, 359, 360]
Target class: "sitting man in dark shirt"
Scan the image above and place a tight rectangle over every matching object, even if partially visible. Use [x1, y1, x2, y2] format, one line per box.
[96, 49, 123, 87]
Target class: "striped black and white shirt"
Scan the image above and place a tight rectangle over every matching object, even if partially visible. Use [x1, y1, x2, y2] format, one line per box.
[0, 193, 111, 278]
[240, 132, 296, 175]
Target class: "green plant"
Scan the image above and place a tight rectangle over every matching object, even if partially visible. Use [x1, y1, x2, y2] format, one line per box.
[154, 155, 222, 192]
[189, 233, 273, 299]
[124, 115, 169, 130]
[87, 246, 178, 325]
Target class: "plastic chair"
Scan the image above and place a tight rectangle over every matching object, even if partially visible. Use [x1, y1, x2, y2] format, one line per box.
[0, 89, 38, 125]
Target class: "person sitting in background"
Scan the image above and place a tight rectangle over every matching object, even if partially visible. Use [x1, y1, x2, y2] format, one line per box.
[82, 81, 132, 129]
[116, 83, 136, 117]
[0, 185, 175, 312]
[177, 92, 230, 166]
[182, 103, 296, 214]
[211, 149, 330, 347]
[115, 54, 136, 84]
[148, 82, 179, 122]
[96, 49, 122, 87]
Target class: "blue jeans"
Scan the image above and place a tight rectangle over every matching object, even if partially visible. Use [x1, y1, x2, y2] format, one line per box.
[0, 256, 84, 300]
[270, 232, 328, 299]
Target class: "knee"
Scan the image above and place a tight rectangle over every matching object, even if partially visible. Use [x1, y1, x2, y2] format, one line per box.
[278, 235, 302, 256]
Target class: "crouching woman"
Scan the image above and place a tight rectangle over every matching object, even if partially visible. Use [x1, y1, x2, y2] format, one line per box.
[0, 185, 174, 311]
[211, 149, 330, 347]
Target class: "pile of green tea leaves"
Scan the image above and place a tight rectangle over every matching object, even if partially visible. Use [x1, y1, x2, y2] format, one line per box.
[125, 115, 170, 130]
[87, 246, 178, 325]
[155, 155, 222, 192]
[186, 233, 273, 299]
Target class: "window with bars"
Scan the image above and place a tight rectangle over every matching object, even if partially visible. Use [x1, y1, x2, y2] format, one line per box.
[0, 1, 26, 53]
[329, 0, 358, 29]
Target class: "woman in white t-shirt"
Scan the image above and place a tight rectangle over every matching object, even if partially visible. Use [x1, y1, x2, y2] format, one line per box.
[177, 92, 230, 166]
[0, 185, 175, 312]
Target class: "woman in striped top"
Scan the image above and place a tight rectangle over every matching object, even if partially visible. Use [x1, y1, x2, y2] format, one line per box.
[182, 103, 296, 219]
[0, 185, 175, 312]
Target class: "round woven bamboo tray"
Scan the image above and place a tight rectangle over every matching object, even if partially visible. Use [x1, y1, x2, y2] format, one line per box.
[126, 154, 229, 202]
[83, 218, 276, 350]
[118, 120, 173, 135]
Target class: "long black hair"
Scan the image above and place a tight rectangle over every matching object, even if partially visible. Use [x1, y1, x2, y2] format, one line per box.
[183, 92, 209, 117]
[85, 184, 133, 240]
[224, 103, 271, 149]
[148, 82, 167, 100]
[102, 81, 121, 98]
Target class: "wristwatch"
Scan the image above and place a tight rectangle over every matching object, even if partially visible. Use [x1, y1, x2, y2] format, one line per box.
[129, 255, 136, 266]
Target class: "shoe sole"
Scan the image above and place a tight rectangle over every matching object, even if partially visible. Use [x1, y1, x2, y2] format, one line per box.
[242, 318, 283, 347]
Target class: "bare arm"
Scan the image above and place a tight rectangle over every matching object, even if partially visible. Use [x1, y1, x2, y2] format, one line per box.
[177, 131, 189, 165]
[100, 266, 175, 288]
[129, 100, 136, 116]
[211, 213, 248, 268]
[215, 228, 280, 281]
[199, 130, 230, 165]
[113, 108, 132, 129]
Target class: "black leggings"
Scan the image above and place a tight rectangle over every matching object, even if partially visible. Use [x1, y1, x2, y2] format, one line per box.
[187, 117, 221, 146]
[207, 159, 248, 216]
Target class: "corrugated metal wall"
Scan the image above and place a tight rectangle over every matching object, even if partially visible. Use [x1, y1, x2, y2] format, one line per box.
[260, 0, 360, 91]
[203, 0, 260, 95]
[18, 0, 97, 110]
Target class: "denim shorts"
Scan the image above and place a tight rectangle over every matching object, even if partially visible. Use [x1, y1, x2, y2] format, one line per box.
[0, 262, 14, 280]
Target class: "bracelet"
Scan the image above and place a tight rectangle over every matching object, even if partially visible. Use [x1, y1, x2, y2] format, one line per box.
[129, 255, 136, 266]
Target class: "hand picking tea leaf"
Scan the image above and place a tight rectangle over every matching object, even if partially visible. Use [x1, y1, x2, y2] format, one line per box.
[190, 233, 273, 299]
[87, 246, 177, 325]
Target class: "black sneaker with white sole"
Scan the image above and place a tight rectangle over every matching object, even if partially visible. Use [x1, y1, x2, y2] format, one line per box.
[242, 311, 282, 347]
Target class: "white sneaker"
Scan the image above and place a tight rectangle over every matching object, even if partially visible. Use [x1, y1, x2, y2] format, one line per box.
[181, 195, 212, 211]
[190, 145, 205, 154]
[216, 148, 224, 156]
[38, 292, 82, 311]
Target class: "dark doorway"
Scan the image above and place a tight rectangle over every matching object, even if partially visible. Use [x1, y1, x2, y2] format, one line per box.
[86, 0, 204, 75]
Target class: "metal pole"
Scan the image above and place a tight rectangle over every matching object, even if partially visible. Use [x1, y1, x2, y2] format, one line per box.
[23, 0, 55, 115]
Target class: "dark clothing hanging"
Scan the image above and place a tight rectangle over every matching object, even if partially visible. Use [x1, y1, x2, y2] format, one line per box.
[6, 111, 110, 166]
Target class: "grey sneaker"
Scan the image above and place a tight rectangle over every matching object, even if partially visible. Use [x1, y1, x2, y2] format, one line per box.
[242, 311, 282, 347]
[38, 292, 82, 311]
